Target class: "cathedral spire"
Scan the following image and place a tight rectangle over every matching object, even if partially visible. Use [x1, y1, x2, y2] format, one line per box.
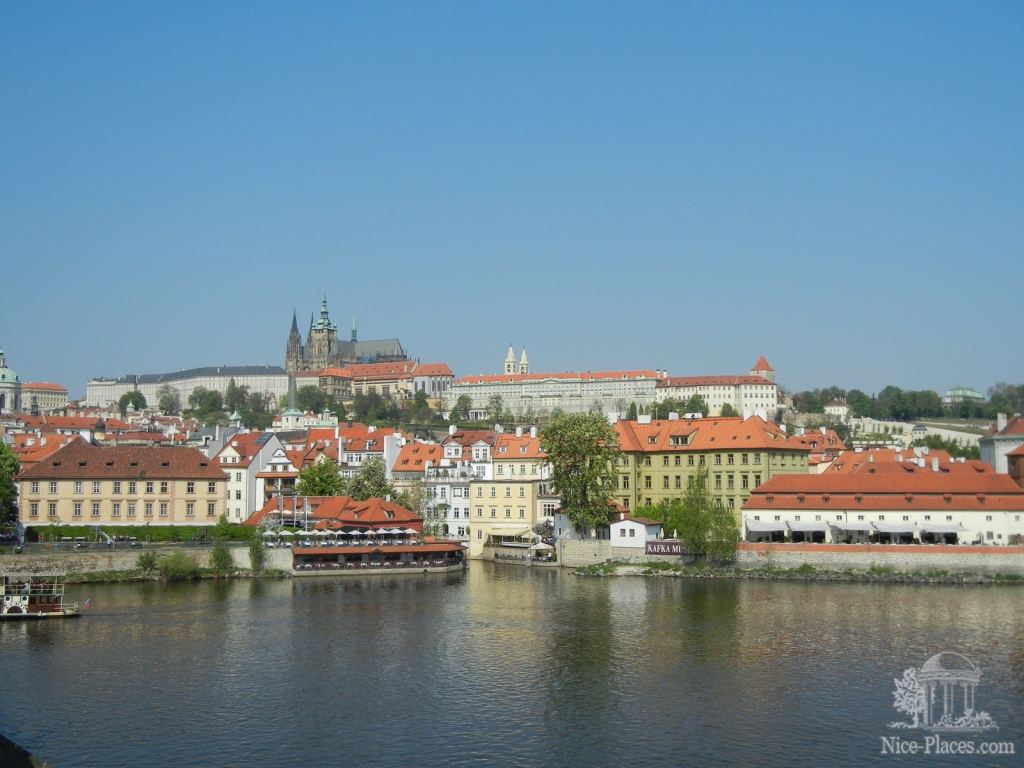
[351, 311, 358, 343]
[290, 310, 299, 335]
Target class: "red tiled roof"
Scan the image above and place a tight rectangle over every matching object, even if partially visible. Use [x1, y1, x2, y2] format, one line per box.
[994, 417, 1024, 436]
[293, 543, 462, 555]
[245, 495, 421, 528]
[19, 438, 227, 480]
[21, 382, 68, 392]
[456, 370, 660, 385]
[615, 416, 809, 454]
[658, 375, 772, 388]
[493, 433, 546, 459]
[745, 472, 1024, 511]
[826, 449, 990, 475]
[751, 355, 774, 372]
[413, 363, 453, 377]
[1008, 443, 1024, 457]
[393, 443, 443, 473]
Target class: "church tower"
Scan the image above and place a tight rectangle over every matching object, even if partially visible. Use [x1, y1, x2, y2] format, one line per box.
[519, 348, 529, 375]
[285, 310, 304, 374]
[307, 294, 338, 369]
[504, 345, 518, 375]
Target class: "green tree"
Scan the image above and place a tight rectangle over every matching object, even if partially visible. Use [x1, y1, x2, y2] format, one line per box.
[118, 391, 147, 414]
[347, 456, 399, 501]
[212, 513, 233, 541]
[486, 395, 504, 423]
[846, 389, 874, 418]
[188, 387, 224, 416]
[682, 394, 709, 417]
[155, 385, 181, 415]
[241, 391, 274, 429]
[911, 434, 981, 460]
[540, 412, 619, 536]
[626, 402, 639, 421]
[720, 403, 739, 417]
[295, 458, 346, 496]
[451, 394, 472, 421]
[209, 539, 234, 574]
[297, 385, 329, 414]
[224, 378, 249, 413]
[654, 469, 738, 562]
[249, 536, 267, 575]
[0, 441, 21, 526]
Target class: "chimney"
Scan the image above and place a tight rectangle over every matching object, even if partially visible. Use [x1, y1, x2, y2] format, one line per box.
[868, 453, 874, 463]
[932, 457, 940, 472]
[997, 413, 1008, 432]
[896, 453, 903, 462]
[368, 425, 376, 433]
[448, 424, 457, 436]
[619, 512, 625, 521]
[516, 426, 523, 438]
[668, 412, 679, 421]
[820, 426, 826, 435]
[530, 426, 537, 439]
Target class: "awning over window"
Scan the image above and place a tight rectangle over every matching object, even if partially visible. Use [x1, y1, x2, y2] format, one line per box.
[873, 522, 917, 534]
[920, 523, 970, 534]
[787, 521, 827, 532]
[830, 522, 873, 532]
[745, 520, 786, 532]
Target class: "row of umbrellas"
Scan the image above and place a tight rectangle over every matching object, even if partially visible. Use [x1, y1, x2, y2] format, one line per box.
[261, 528, 417, 538]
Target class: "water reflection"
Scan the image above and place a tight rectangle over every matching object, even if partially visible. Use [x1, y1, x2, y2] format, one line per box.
[0, 566, 1021, 768]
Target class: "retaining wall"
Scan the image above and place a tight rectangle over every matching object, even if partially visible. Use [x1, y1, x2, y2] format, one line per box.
[735, 543, 1024, 574]
[0, 545, 286, 575]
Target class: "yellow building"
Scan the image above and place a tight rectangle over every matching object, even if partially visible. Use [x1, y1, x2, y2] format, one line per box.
[19, 438, 228, 529]
[468, 430, 549, 558]
[613, 415, 810, 516]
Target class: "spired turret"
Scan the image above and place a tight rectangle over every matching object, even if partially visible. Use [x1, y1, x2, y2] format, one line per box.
[285, 310, 304, 374]
[504, 345, 517, 375]
[519, 348, 529, 375]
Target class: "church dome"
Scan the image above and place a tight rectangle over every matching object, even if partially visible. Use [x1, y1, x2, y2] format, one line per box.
[0, 367, 17, 382]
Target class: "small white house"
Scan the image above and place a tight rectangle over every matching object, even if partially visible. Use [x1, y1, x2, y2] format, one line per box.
[609, 512, 663, 548]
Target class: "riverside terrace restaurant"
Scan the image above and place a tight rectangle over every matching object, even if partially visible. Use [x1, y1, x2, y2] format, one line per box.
[245, 495, 466, 573]
[741, 472, 1024, 546]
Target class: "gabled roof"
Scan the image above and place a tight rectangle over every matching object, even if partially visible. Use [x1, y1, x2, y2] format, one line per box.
[21, 382, 68, 392]
[493, 433, 545, 459]
[751, 355, 774, 372]
[393, 443, 443, 473]
[245, 495, 420, 527]
[993, 417, 1024, 436]
[20, 438, 226, 480]
[745, 471, 1024, 512]
[615, 416, 808, 454]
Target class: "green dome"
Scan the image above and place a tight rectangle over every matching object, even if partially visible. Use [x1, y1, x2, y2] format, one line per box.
[0, 367, 19, 383]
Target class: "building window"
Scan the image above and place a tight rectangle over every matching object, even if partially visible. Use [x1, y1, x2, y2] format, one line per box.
[91, 502, 100, 518]
[112, 503, 121, 518]
[160, 481, 168, 494]
[505, 508, 511, 518]
[727, 475, 734, 490]
[127, 503, 136, 518]
[643, 457, 651, 466]
[112, 481, 121, 494]
[73, 502, 82, 518]
[208, 503, 216, 517]
[128, 481, 137, 494]
[235, 490, 242, 500]
[662, 476, 670, 489]
[621, 476, 629, 489]
[476, 507, 482, 518]
[741, 475, 749, 489]
[662, 456, 669, 467]
[490, 508, 496, 518]
[187, 481, 195, 494]
[74, 481, 83, 494]
[48, 502, 57, 517]
[30, 502, 38, 518]
[727, 454, 734, 465]
[497, 465, 504, 475]
[619, 528, 627, 537]
[208, 482, 217, 494]
[477, 530, 482, 540]
[92, 481, 101, 494]
[145, 481, 154, 494]
[644, 476, 652, 489]
[145, 503, 154, 517]
[714, 475, 722, 489]
[518, 487, 525, 498]
[490, 487, 496, 498]
[675, 476, 682, 489]
[476, 487, 482, 497]
[714, 454, 721, 465]
[159, 503, 168, 517]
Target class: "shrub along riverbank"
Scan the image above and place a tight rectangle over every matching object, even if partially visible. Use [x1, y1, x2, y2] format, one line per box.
[574, 561, 1024, 585]
[64, 550, 289, 583]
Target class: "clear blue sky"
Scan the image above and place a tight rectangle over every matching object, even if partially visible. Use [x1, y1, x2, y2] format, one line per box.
[2, 1, 1022, 399]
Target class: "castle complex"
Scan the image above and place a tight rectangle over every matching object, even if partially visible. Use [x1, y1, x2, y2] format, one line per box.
[285, 296, 407, 374]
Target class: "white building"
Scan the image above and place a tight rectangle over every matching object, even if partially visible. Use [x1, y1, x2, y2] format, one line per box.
[84, 365, 289, 409]
[455, 351, 661, 418]
[655, 357, 778, 417]
[213, 431, 284, 523]
[609, 512, 664, 547]
[980, 415, 1024, 474]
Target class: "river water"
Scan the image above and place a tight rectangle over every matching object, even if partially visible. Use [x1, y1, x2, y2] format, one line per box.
[1, 563, 1021, 767]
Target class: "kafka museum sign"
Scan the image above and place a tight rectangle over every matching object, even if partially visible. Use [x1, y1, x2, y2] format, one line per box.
[645, 541, 686, 556]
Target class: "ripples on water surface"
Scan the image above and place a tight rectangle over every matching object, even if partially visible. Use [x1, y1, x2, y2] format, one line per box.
[1, 563, 1021, 767]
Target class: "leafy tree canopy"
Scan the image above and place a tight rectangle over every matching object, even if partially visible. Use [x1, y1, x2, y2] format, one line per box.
[0, 441, 20, 526]
[297, 385, 329, 414]
[540, 412, 619, 535]
[650, 468, 738, 562]
[155, 384, 181, 415]
[118, 391, 147, 414]
[295, 457, 346, 497]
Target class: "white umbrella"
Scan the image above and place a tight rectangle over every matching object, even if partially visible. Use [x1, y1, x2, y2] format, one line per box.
[261, 530, 277, 538]
[314, 529, 328, 537]
[278, 530, 295, 537]
[530, 542, 554, 550]
[336, 530, 350, 536]
[403, 528, 417, 535]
